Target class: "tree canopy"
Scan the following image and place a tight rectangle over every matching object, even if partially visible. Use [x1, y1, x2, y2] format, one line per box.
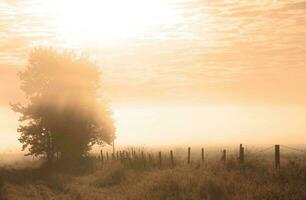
[12, 48, 115, 162]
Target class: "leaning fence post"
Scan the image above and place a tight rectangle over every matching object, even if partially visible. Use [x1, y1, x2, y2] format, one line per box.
[187, 147, 191, 164]
[221, 149, 226, 162]
[158, 152, 162, 167]
[170, 150, 174, 167]
[275, 144, 280, 169]
[239, 144, 244, 164]
[201, 148, 204, 162]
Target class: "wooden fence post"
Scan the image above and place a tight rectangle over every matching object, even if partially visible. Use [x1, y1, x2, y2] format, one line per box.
[112, 141, 115, 155]
[101, 150, 104, 163]
[120, 151, 123, 160]
[188, 147, 191, 164]
[275, 144, 280, 169]
[170, 150, 174, 167]
[106, 152, 109, 161]
[239, 144, 244, 164]
[134, 151, 138, 160]
[148, 153, 152, 163]
[132, 150, 135, 159]
[221, 149, 226, 162]
[201, 148, 204, 162]
[127, 151, 131, 160]
[158, 152, 162, 167]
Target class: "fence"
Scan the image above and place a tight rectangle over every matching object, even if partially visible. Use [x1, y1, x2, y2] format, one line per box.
[97, 144, 306, 170]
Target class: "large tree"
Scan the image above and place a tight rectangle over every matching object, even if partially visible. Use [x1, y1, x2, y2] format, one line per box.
[12, 48, 115, 162]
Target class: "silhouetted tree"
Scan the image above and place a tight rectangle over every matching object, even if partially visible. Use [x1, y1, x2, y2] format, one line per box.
[11, 48, 115, 163]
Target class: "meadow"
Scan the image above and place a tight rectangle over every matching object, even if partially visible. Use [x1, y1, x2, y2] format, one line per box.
[0, 146, 306, 200]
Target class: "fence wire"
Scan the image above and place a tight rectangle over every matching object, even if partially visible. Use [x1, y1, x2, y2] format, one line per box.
[281, 145, 306, 154]
[247, 145, 275, 155]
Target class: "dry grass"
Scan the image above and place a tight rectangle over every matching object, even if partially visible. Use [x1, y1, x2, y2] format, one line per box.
[0, 156, 306, 200]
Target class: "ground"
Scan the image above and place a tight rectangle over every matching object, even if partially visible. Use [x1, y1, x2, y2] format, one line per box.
[0, 155, 306, 200]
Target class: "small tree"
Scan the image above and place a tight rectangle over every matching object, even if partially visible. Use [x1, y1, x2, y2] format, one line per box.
[12, 48, 115, 162]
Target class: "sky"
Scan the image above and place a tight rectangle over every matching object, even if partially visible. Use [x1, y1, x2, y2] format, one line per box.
[0, 0, 306, 149]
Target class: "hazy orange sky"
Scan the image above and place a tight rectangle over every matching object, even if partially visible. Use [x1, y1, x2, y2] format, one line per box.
[0, 0, 306, 149]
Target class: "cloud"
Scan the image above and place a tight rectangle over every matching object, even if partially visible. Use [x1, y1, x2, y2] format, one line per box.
[0, 64, 23, 107]
[0, 0, 306, 106]
[284, 1, 306, 10]
[0, 37, 27, 52]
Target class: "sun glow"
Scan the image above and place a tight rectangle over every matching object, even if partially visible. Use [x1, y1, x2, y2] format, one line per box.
[40, 0, 178, 45]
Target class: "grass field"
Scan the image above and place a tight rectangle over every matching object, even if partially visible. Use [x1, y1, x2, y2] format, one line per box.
[1, 148, 306, 200]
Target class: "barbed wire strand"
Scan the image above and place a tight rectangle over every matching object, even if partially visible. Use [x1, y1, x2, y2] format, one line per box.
[281, 145, 306, 154]
[247, 145, 275, 155]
